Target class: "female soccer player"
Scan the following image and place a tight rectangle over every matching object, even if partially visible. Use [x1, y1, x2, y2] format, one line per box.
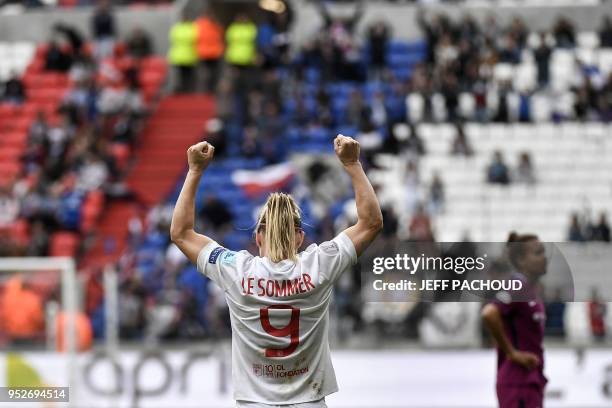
[170, 135, 382, 407]
[481, 232, 548, 408]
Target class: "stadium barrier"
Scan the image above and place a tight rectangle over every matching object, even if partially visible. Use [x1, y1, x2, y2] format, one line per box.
[0, 348, 609, 407]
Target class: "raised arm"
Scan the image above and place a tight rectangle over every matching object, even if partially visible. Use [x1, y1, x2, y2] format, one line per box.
[170, 141, 215, 264]
[315, 0, 332, 30]
[334, 135, 383, 256]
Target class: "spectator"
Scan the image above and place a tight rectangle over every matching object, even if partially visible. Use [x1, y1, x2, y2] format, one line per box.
[458, 13, 479, 44]
[498, 34, 521, 64]
[599, 16, 612, 48]
[199, 196, 233, 234]
[53, 23, 84, 57]
[515, 152, 536, 185]
[225, 14, 258, 69]
[367, 20, 390, 80]
[2, 71, 25, 104]
[201, 118, 227, 158]
[25, 112, 49, 170]
[26, 220, 49, 257]
[126, 27, 153, 59]
[168, 14, 198, 93]
[508, 16, 528, 49]
[91, 0, 116, 60]
[588, 288, 606, 341]
[450, 123, 473, 156]
[482, 13, 500, 44]
[69, 54, 96, 84]
[76, 153, 109, 192]
[380, 206, 399, 239]
[0, 187, 19, 228]
[553, 17, 576, 48]
[567, 212, 585, 242]
[356, 120, 384, 168]
[370, 91, 388, 128]
[534, 33, 552, 88]
[401, 124, 426, 157]
[417, 9, 448, 66]
[317, 0, 363, 37]
[494, 81, 511, 123]
[405, 159, 420, 212]
[118, 277, 145, 339]
[195, 10, 224, 93]
[347, 90, 367, 128]
[589, 211, 611, 242]
[0, 277, 44, 344]
[409, 203, 434, 241]
[544, 288, 566, 337]
[257, 13, 279, 69]
[428, 172, 444, 214]
[486, 151, 510, 185]
[315, 87, 334, 128]
[441, 72, 460, 121]
[316, 0, 365, 82]
[45, 40, 72, 72]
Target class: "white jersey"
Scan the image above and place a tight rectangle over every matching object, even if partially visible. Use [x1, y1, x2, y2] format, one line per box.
[196, 232, 357, 405]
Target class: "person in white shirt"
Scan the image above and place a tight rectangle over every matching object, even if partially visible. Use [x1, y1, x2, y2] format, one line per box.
[170, 135, 383, 408]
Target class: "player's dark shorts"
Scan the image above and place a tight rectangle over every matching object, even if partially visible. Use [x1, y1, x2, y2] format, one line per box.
[496, 384, 544, 408]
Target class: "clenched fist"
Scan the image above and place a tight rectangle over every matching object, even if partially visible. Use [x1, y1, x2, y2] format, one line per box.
[334, 134, 360, 166]
[187, 141, 215, 172]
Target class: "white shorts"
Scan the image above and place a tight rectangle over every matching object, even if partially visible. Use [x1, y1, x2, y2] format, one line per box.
[236, 399, 327, 408]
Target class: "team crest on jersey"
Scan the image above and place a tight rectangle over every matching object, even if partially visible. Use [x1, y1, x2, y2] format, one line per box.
[253, 364, 263, 377]
[209, 247, 227, 264]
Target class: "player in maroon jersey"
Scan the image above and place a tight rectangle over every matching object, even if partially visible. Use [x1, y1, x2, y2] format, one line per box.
[481, 232, 548, 408]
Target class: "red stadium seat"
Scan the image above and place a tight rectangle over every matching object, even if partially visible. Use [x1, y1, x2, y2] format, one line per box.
[2, 132, 28, 149]
[110, 143, 131, 171]
[0, 147, 24, 162]
[28, 89, 55, 105]
[35, 44, 48, 59]
[25, 59, 45, 75]
[81, 192, 105, 233]
[21, 103, 41, 117]
[50, 232, 80, 257]
[9, 219, 30, 245]
[11, 117, 32, 133]
[114, 42, 127, 59]
[0, 161, 21, 185]
[58, 0, 78, 7]
[141, 56, 167, 73]
[82, 42, 94, 58]
[140, 71, 165, 88]
[0, 104, 19, 119]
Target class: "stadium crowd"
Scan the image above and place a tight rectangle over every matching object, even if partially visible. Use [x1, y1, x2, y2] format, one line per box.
[1, 1, 611, 345]
[0, 2, 167, 344]
[85, 4, 612, 343]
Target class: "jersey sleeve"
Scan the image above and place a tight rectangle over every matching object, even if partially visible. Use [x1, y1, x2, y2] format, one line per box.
[489, 290, 517, 316]
[196, 241, 250, 291]
[316, 232, 358, 285]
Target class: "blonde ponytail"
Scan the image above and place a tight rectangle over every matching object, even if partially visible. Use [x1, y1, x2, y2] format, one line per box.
[256, 193, 302, 262]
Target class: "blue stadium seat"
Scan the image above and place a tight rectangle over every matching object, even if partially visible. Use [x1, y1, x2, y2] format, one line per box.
[305, 67, 321, 84]
[389, 40, 410, 54]
[393, 67, 413, 81]
[305, 127, 331, 141]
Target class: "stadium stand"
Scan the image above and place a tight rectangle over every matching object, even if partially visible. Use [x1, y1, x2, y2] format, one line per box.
[2, 1, 612, 344]
[370, 122, 612, 242]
